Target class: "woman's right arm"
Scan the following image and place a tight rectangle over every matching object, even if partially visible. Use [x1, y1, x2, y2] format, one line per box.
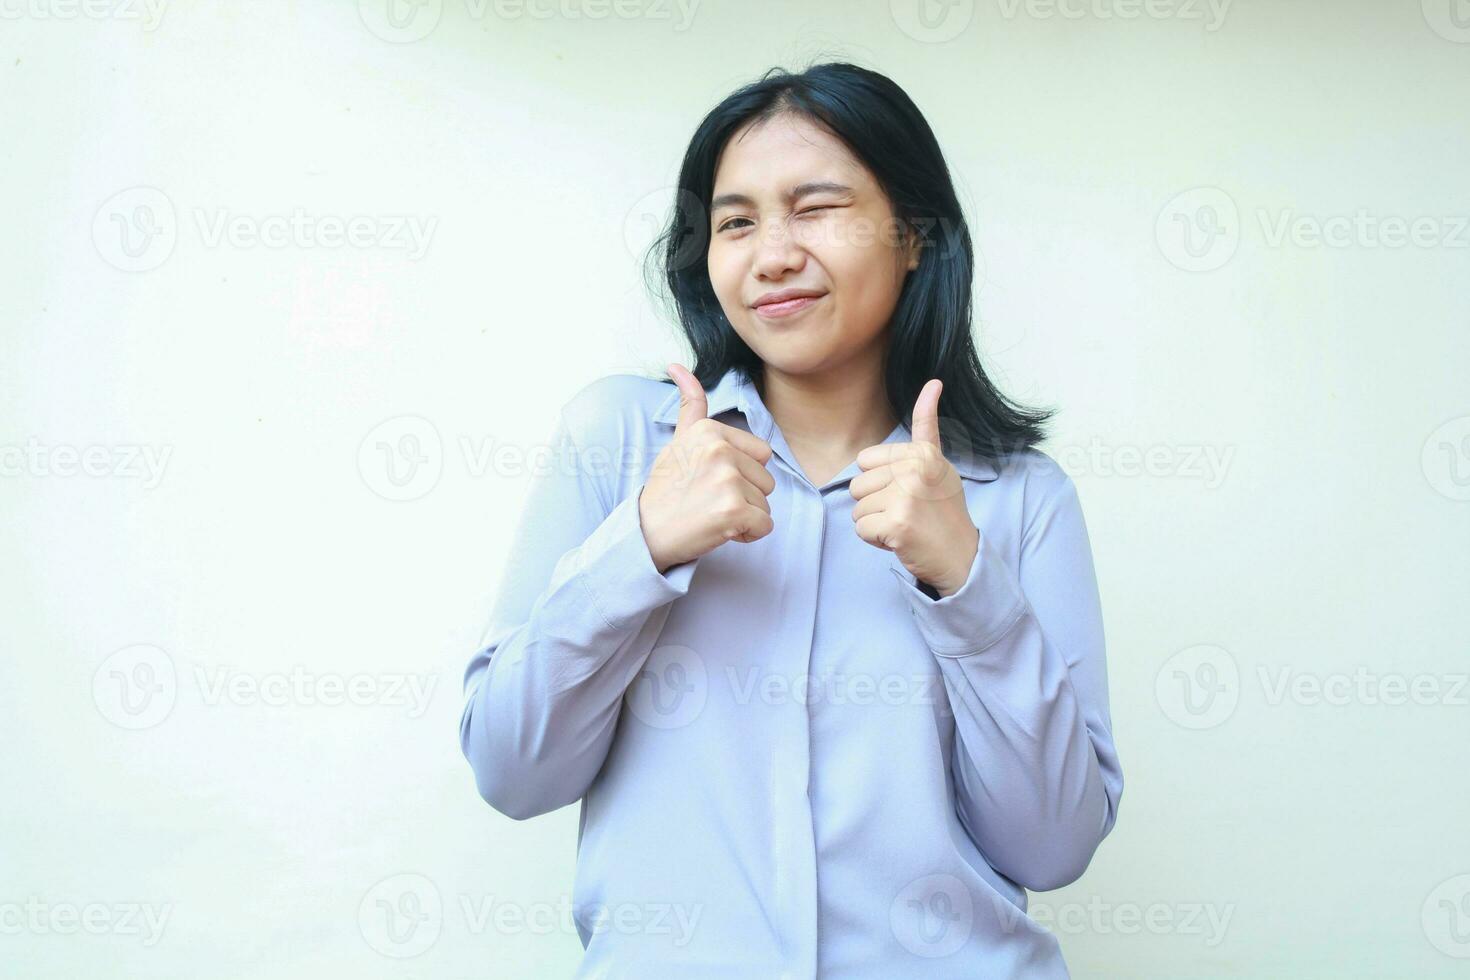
[458, 401, 697, 821]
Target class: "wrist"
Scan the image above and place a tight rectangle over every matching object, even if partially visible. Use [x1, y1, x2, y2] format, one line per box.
[637, 486, 672, 574]
[933, 527, 980, 597]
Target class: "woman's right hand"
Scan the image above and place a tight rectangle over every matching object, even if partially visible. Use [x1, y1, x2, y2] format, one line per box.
[639, 363, 776, 573]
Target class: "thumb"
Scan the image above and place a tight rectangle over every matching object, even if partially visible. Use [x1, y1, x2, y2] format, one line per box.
[910, 379, 943, 449]
[668, 363, 708, 435]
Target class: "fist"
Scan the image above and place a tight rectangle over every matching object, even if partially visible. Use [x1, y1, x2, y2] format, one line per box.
[849, 379, 979, 597]
[639, 363, 777, 573]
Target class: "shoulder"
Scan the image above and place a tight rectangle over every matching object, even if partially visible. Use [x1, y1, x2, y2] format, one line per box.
[560, 372, 674, 428]
[557, 372, 675, 450]
[993, 446, 1081, 517]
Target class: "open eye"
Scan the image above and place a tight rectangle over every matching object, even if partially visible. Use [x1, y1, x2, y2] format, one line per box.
[717, 205, 835, 234]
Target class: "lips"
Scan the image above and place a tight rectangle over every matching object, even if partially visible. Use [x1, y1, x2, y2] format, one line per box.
[752, 288, 827, 319]
[753, 294, 824, 318]
[752, 288, 826, 309]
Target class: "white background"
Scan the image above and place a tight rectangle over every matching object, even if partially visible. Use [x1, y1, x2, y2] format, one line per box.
[2, 0, 1467, 976]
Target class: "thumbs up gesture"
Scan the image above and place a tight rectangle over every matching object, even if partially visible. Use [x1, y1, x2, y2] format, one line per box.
[639, 363, 777, 573]
[850, 379, 980, 597]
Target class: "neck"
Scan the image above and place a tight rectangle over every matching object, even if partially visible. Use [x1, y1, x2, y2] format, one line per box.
[756, 357, 899, 455]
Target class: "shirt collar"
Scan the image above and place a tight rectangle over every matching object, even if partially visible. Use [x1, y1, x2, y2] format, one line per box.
[652, 367, 1001, 483]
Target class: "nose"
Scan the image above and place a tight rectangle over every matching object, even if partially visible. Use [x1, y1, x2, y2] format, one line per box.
[751, 216, 806, 281]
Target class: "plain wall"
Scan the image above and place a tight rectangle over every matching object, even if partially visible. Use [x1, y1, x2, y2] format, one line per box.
[2, 1, 1467, 976]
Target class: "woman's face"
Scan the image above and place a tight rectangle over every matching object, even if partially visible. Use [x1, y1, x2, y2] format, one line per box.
[706, 113, 919, 378]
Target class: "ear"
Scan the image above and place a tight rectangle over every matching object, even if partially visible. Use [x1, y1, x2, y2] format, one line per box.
[902, 219, 922, 271]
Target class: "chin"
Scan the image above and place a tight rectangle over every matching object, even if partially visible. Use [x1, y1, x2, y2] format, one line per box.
[747, 343, 845, 377]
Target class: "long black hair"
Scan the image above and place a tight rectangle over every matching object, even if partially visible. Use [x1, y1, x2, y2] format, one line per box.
[642, 60, 1054, 462]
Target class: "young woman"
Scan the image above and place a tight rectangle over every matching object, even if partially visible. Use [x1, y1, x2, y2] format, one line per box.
[460, 62, 1124, 979]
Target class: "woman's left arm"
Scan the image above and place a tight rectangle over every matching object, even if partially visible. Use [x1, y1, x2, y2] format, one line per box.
[892, 473, 1124, 892]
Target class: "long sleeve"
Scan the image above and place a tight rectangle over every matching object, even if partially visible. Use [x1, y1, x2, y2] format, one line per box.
[888, 473, 1124, 892]
[459, 406, 697, 820]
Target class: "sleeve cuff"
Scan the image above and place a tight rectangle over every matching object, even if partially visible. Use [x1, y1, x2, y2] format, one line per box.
[573, 489, 697, 631]
[888, 532, 1028, 658]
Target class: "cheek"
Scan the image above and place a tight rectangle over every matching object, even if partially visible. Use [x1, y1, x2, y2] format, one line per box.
[824, 243, 899, 305]
[705, 248, 739, 297]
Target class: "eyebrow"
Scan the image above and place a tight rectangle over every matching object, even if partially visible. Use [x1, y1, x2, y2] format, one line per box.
[709, 181, 855, 214]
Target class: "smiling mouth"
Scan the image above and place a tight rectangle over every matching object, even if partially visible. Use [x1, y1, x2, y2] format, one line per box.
[753, 294, 825, 318]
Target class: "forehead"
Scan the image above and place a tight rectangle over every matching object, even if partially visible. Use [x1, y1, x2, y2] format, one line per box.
[711, 114, 870, 194]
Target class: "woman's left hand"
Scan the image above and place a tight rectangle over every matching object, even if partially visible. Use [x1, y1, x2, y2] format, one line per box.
[850, 379, 979, 597]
